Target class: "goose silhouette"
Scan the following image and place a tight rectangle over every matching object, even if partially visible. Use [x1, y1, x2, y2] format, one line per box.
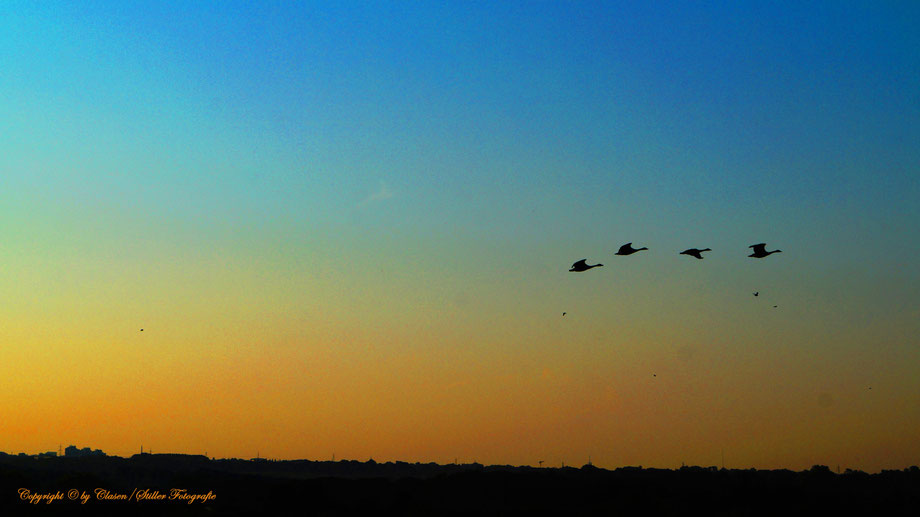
[749, 243, 781, 258]
[569, 259, 603, 272]
[680, 248, 711, 259]
[615, 243, 648, 256]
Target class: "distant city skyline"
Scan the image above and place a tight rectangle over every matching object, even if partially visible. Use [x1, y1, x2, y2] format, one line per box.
[5, 445, 918, 478]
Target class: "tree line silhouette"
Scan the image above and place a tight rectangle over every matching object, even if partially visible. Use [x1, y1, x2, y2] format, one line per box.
[2, 452, 917, 515]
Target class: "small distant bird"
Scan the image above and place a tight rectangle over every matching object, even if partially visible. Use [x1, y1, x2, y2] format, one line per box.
[615, 243, 648, 255]
[140, 329, 144, 331]
[773, 305, 778, 308]
[680, 248, 711, 259]
[753, 292, 759, 297]
[562, 312, 567, 316]
[653, 374, 656, 377]
[749, 243, 782, 258]
[569, 259, 603, 272]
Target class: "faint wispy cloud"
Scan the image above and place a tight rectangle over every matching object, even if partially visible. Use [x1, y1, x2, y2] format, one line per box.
[359, 181, 395, 206]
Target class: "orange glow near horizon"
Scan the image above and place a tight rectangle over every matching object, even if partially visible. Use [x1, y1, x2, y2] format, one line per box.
[4, 267, 919, 473]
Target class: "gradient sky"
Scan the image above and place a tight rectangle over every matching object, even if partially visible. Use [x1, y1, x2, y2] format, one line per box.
[2, 1, 918, 472]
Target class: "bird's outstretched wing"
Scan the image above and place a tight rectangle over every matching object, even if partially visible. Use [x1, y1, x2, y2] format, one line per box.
[571, 259, 587, 268]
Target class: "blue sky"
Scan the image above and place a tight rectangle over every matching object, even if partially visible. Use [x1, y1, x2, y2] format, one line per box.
[4, 1, 918, 241]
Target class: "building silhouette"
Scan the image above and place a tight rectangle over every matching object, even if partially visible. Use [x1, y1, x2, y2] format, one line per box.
[64, 445, 106, 458]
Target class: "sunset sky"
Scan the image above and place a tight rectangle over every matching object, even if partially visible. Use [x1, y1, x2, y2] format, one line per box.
[2, 1, 918, 472]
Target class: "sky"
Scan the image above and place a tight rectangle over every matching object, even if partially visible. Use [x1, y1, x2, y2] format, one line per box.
[1, 1, 918, 472]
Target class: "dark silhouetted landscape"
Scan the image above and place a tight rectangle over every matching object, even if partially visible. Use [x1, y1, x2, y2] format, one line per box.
[2, 450, 918, 515]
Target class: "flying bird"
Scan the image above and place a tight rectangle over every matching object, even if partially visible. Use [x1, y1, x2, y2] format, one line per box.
[615, 243, 648, 256]
[680, 248, 711, 259]
[569, 259, 603, 272]
[753, 292, 759, 297]
[748, 243, 782, 258]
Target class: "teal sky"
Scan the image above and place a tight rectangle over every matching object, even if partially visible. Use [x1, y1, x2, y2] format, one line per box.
[4, 2, 918, 245]
[2, 2, 919, 470]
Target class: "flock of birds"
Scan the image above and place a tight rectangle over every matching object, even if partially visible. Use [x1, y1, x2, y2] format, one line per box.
[565, 242, 784, 318]
[566, 242, 876, 394]
[568, 242, 782, 272]
[567, 242, 785, 383]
